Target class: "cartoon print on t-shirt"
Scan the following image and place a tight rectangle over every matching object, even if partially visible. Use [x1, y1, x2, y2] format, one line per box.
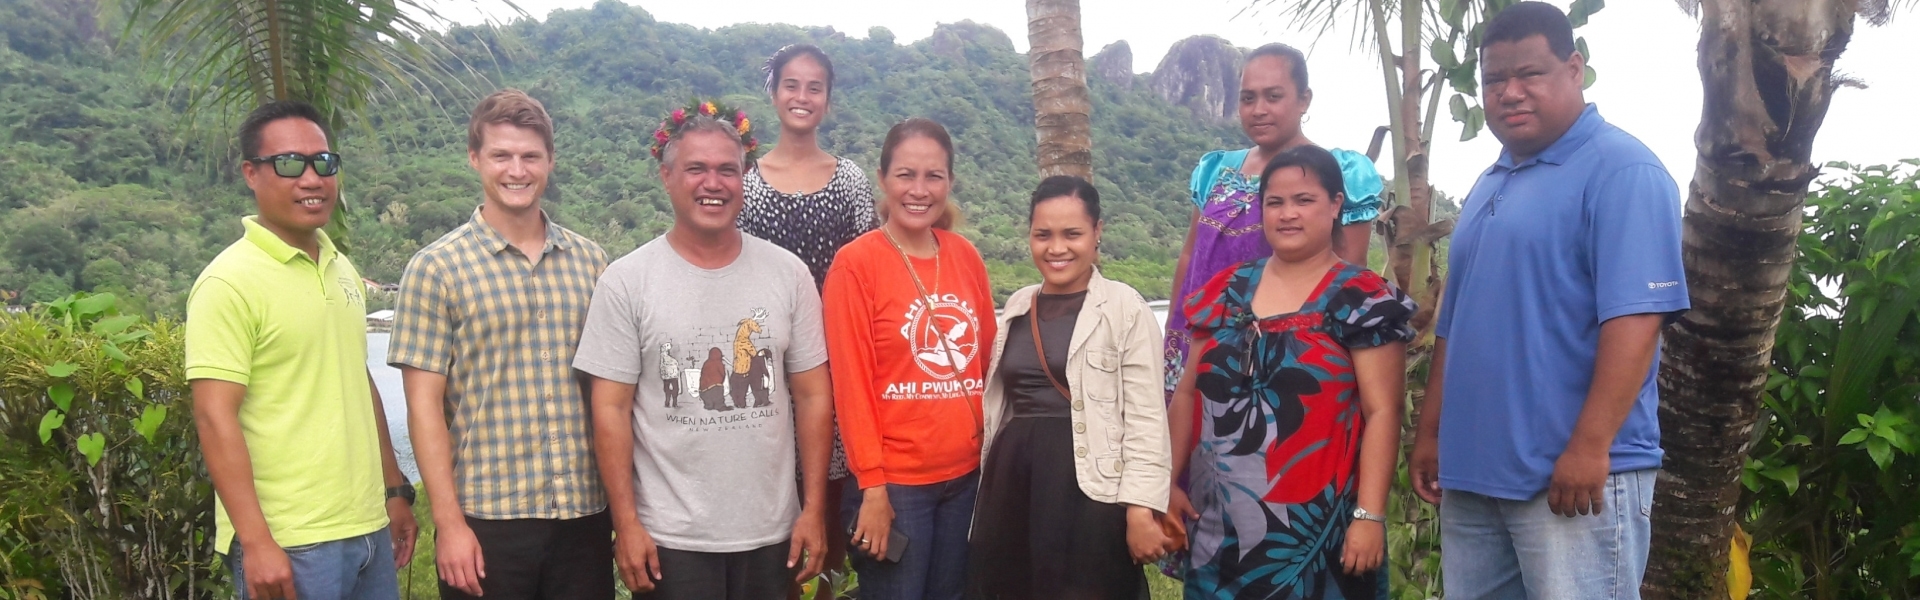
[729, 308, 768, 411]
[660, 342, 681, 407]
[750, 347, 774, 407]
[698, 347, 727, 411]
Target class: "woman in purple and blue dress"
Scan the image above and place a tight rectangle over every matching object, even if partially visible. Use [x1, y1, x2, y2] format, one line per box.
[1159, 41, 1387, 579]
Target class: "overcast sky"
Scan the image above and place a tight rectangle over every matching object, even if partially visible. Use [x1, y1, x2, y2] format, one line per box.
[437, 0, 1918, 197]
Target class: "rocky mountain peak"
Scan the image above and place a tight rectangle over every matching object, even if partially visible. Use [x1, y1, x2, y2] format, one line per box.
[1149, 35, 1242, 121]
[1091, 41, 1134, 90]
[927, 21, 1016, 63]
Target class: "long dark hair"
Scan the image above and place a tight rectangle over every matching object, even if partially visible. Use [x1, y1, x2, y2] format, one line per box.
[1257, 145, 1348, 247]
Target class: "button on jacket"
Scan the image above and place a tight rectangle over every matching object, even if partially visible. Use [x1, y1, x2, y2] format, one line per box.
[981, 269, 1171, 511]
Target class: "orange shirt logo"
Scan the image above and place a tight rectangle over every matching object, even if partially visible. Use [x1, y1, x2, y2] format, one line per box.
[900, 293, 981, 381]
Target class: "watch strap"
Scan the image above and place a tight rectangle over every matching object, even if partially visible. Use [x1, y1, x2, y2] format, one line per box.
[385, 485, 415, 505]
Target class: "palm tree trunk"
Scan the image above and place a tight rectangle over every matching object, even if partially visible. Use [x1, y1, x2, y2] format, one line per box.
[1026, 0, 1092, 179]
[1645, 1, 1855, 597]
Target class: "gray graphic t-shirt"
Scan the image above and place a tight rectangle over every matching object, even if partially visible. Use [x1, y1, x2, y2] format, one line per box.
[573, 234, 828, 552]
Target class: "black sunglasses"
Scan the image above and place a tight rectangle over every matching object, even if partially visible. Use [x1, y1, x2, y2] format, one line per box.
[247, 152, 342, 178]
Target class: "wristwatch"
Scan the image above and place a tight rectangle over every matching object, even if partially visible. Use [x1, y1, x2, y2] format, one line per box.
[386, 478, 416, 506]
[1352, 507, 1385, 524]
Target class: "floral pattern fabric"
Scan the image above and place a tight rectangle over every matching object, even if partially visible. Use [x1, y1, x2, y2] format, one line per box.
[1163, 166, 1266, 405]
[1181, 259, 1415, 600]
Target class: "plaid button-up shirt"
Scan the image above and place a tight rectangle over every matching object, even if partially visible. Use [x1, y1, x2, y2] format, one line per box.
[388, 208, 609, 519]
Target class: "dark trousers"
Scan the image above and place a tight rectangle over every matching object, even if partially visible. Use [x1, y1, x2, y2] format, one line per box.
[841, 471, 979, 600]
[438, 511, 614, 600]
[637, 542, 792, 600]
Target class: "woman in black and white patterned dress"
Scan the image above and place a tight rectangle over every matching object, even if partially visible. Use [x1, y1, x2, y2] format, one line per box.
[738, 43, 874, 591]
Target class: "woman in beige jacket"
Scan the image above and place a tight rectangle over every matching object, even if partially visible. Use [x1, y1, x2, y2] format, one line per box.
[967, 176, 1175, 599]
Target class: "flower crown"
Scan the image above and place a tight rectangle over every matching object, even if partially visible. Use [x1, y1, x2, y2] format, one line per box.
[650, 99, 761, 162]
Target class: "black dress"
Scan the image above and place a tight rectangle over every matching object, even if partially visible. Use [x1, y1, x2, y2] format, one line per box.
[968, 291, 1146, 600]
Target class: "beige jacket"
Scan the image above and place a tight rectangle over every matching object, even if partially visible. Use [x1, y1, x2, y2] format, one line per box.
[981, 269, 1171, 512]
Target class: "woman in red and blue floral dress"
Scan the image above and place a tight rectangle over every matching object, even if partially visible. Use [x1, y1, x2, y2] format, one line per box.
[1167, 145, 1414, 599]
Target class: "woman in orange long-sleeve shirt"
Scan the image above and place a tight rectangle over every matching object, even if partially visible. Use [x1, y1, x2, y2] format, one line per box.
[822, 117, 995, 600]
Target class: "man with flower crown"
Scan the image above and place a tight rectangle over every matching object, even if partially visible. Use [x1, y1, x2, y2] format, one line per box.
[574, 102, 834, 599]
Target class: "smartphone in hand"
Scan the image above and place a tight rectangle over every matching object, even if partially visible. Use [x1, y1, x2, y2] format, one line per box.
[848, 524, 910, 563]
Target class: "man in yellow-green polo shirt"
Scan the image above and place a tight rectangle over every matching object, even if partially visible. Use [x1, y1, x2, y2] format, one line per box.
[185, 100, 419, 600]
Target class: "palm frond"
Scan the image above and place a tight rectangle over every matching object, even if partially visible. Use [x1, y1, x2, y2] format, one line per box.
[1238, 0, 1379, 55]
[1236, 0, 1498, 62]
[121, 0, 505, 134]
[1859, 0, 1918, 25]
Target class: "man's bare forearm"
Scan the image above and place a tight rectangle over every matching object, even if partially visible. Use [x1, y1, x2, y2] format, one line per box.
[1568, 315, 1664, 456]
[790, 367, 834, 512]
[588, 376, 642, 531]
[401, 367, 465, 527]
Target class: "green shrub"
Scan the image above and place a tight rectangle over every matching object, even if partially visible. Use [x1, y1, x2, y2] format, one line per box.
[0, 293, 220, 599]
[1742, 161, 1920, 599]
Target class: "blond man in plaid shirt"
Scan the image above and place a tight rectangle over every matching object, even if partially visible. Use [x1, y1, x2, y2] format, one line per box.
[389, 90, 613, 600]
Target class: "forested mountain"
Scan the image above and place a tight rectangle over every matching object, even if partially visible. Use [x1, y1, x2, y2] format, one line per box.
[0, 0, 1253, 314]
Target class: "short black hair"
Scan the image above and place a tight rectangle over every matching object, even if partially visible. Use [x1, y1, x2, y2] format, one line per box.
[238, 100, 329, 160]
[1257, 145, 1348, 245]
[1244, 42, 1310, 94]
[1481, 1, 1576, 60]
[1028, 175, 1102, 223]
[764, 44, 835, 99]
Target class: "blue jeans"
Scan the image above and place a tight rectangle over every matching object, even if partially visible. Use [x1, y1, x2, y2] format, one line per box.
[1440, 469, 1657, 600]
[840, 471, 978, 600]
[226, 529, 398, 600]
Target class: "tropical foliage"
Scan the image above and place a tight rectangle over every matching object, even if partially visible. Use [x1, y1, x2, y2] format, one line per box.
[0, 0, 1247, 315]
[0, 293, 211, 599]
[1738, 161, 1920, 599]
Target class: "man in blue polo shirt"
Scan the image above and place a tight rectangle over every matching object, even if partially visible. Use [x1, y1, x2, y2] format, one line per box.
[1408, 3, 1688, 598]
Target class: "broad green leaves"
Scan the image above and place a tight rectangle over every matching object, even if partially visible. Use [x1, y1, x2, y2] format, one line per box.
[1, 289, 201, 596]
[22, 293, 172, 469]
[1433, 12, 1603, 141]
[75, 433, 105, 466]
[1740, 161, 1920, 598]
[91, 315, 137, 336]
[133, 405, 167, 444]
[47, 382, 72, 411]
[38, 410, 65, 444]
[1567, 0, 1606, 28]
[1840, 408, 1919, 470]
[1759, 464, 1799, 494]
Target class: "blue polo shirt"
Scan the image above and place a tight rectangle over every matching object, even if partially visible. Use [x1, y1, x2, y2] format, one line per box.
[1435, 104, 1688, 501]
